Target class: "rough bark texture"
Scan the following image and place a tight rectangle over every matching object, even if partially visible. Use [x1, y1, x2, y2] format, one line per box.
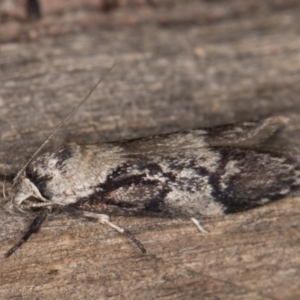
[1, 1, 300, 299]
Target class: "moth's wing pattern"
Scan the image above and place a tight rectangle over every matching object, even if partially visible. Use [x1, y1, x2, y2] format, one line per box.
[204, 116, 289, 147]
[104, 116, 288, 153]
[7, 116, 299, 257]
[75, 117, 300, 217]
[206, 146, 300, 213]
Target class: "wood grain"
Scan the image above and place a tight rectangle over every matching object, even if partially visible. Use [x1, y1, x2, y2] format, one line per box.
[1, 3, 300, 299]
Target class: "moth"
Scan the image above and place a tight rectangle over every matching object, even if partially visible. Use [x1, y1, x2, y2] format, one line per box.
[4, 72, 300, 257]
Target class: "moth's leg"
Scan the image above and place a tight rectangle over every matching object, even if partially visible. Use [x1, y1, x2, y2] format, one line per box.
[5, 209, 48, 258]
[207, 116, 289, 147]
[82, 211, 146, 253]
[191, 218, 209, 234]
[2, 180, 7, 199]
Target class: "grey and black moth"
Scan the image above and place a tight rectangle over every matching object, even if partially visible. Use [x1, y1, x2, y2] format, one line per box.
[5, 115, 300, 257]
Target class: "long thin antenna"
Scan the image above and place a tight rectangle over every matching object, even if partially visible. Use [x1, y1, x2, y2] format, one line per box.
[13, 60, 116, 184]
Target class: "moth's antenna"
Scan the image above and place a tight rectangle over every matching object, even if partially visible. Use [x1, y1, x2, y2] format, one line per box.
[13, 60, 116, 185]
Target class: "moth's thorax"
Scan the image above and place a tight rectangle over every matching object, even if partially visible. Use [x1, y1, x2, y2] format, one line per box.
[11, 142, 126, 210]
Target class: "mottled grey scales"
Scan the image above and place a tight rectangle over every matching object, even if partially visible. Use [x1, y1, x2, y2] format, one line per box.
[6, 116, 300, 257]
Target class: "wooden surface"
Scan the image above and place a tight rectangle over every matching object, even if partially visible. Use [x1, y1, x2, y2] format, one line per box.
[1, 2, 300, 299]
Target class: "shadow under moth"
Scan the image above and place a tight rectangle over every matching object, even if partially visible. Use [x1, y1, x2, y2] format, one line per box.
[4, 74, 300, 257]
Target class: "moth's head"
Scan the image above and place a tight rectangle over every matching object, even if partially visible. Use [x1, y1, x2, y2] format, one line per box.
[10, 144, 76, 212]
[11, 174, 51, 212]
